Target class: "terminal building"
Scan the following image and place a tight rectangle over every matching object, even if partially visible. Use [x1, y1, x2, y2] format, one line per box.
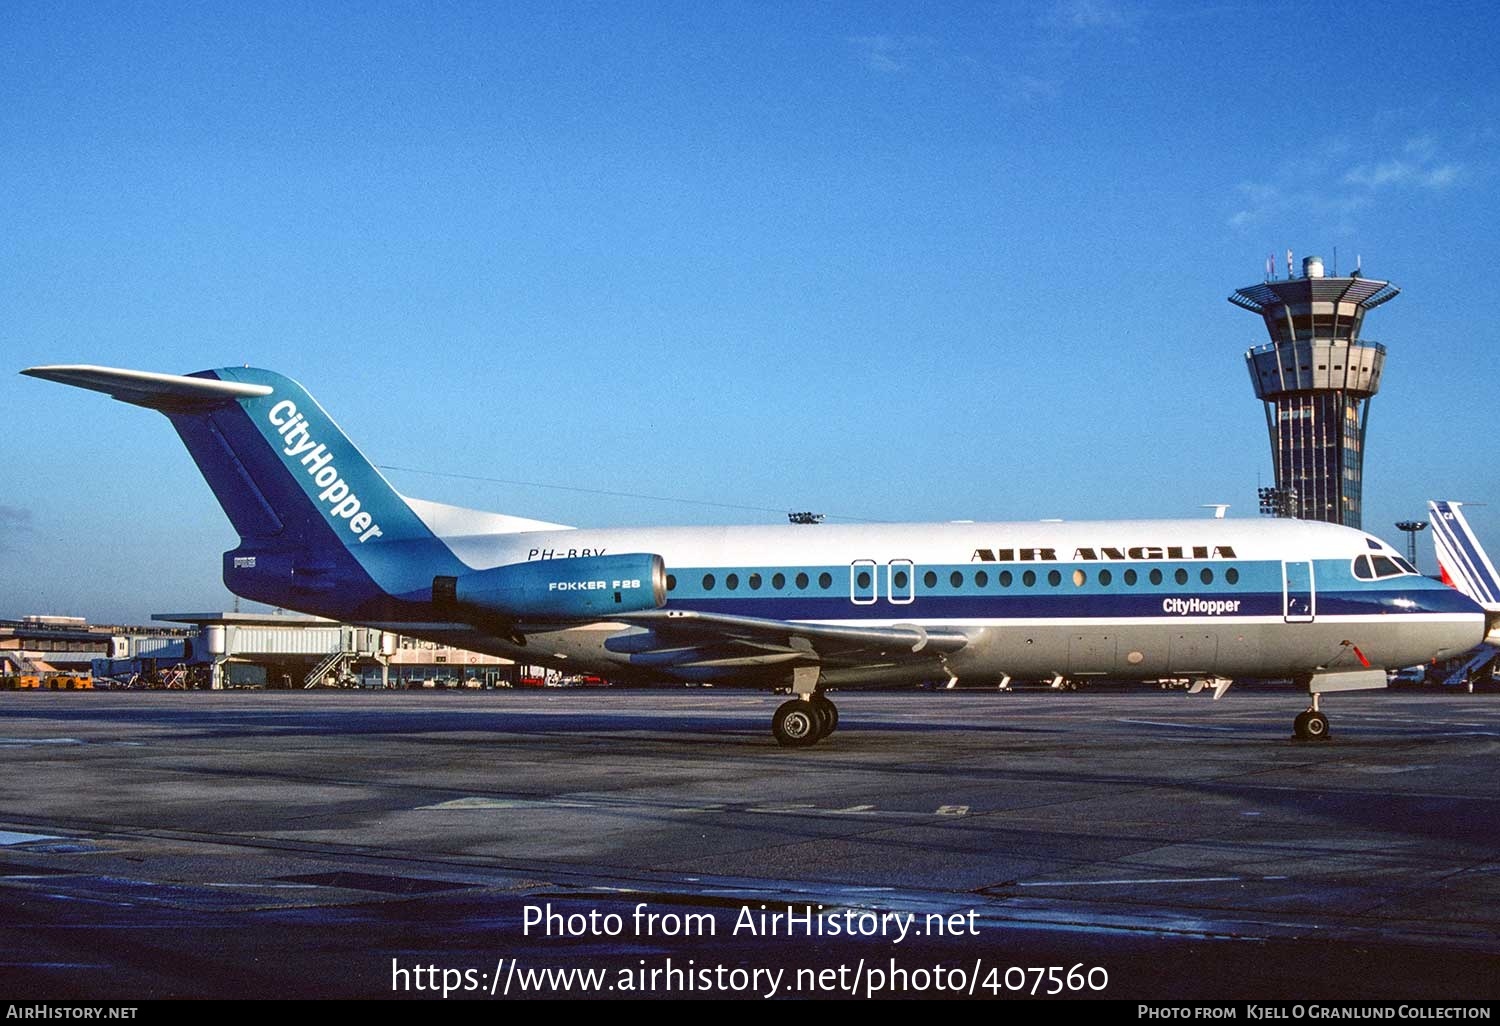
[4, 612, 525, 689]
[1230, 254, 1400, 529]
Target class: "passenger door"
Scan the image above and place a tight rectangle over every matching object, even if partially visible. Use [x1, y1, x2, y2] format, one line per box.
[1282, 561, 1315, 622]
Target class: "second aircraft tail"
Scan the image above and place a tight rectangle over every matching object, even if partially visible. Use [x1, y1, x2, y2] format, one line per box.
[1429, 500, 1500, 612]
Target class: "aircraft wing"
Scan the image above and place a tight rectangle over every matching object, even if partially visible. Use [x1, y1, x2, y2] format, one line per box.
[612, 609, 971, 676]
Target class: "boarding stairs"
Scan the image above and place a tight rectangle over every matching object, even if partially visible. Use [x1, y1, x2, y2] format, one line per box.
[2, 652, 44, 675]
[1443, 644, 1498, 688]
[303, 649, 350, 689]
[302, 626, 372, 688]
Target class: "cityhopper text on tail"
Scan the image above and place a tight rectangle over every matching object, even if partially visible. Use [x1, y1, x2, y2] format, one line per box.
[22, 365, 1487, 745]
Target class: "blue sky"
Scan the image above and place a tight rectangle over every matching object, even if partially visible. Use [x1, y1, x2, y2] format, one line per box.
[3, 1, 1497, 624]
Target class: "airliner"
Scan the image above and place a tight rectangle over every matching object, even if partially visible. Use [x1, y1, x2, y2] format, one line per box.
[21, 364, 1486, 744]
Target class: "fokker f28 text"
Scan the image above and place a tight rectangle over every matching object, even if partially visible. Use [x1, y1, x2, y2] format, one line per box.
[22, 364, 1487, 745]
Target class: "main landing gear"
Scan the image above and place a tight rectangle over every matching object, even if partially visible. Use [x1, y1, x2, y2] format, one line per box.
[772, 694, 838, 747]
[1293, 693, 1331, 741]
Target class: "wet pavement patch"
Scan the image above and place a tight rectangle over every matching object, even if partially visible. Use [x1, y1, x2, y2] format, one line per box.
[274, 871, 478, 895]
[0, 860, 74, 877]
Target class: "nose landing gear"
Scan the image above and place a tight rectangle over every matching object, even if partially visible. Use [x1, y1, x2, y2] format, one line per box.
[1293, 693, 1331, 741]
[1293, 708, 1330, 740]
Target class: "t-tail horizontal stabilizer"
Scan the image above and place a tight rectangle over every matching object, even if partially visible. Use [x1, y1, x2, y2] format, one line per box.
[21, 365, 273, 411]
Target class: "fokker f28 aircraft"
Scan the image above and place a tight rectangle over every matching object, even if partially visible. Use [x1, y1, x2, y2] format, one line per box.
[22, 365, 1486, 745]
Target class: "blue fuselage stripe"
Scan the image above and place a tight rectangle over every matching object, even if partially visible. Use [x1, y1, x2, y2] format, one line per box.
[659, 558, 1472, 622]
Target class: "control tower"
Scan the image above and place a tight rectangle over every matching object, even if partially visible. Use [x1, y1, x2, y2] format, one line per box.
[1230, 255, 1399, 529]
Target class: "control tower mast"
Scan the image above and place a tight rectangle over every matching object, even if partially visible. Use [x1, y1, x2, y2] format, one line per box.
[1230, 254, 1400, 529]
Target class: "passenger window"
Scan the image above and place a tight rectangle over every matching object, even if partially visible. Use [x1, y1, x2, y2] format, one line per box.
[924, 571, 938, 588]
[1200, 568, 1213, 585]
[772, 572, 786, 589]
[1072, 569, 1086, 587]
[856, 571, 871, 589]
[1098, 569, 1112, 586]
[818, 572, 832, 589]
[667, 574, 677, 592]
[1047, 570, 1061, 587]
[1149, 569, 1163, 586]
[1174, 568, 1188, 585]
[975, 570, 988, 587]
[1123, 569, 1137, 586]
[1022, 570, 1036, 587]
[726, 574, 739, 591]
[950, 570, 963, 588]
[999, 570, 1013, 587]
[1226, 567, 1239, 585]
[893, 570, 909, 589]
[795, 572, 809, 589]
[749, 573, 762, 590]
[702, 574, 716, 590]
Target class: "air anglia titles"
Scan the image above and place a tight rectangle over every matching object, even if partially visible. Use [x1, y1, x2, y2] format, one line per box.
[971, 545, 1238, 562]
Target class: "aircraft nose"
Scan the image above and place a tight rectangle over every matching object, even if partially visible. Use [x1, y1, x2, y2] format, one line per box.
[1423, 590, 1490, 659]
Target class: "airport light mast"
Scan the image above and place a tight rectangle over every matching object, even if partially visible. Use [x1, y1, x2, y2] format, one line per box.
[1231, 253, 1399, 529]
[1395, 520, 1428, 569]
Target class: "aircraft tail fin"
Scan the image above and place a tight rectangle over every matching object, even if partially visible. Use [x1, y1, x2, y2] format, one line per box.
[1428, 500, 1500, 612]
[22, 364, 468, 615]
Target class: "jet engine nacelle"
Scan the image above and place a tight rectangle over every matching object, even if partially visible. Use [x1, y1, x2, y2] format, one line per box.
[434, 553, 667, 622]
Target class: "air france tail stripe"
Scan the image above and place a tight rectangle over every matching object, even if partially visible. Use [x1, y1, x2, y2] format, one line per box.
[1445, 503, 1500, 595]
[1429, 504, 1483, 598]
[1432, 519, 1492, 603]
[1438, 512, 1500, 604]
[1429, 503, 1500, 604]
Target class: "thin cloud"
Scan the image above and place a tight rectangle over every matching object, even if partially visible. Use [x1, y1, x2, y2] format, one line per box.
[0, 505, 33, 553]
[846, 34, 1058, 104]
[1229, 136, 1467, 231]
[1008, 73, 1061, 102]
[1043, 0, 1132, 31]
[1342, 159, 1463, 190]
[1228, 181, 1371, 232]
[847, 35, 937, 74]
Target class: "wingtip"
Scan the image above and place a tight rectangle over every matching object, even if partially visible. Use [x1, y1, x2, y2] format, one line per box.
[19, 364, 274, 408]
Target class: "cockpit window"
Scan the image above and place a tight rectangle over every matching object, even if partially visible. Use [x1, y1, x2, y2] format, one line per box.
[1355, 554, 1413, 580]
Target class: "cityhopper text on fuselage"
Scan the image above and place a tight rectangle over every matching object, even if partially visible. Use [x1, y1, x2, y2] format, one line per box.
[20, 363, 1487, 746]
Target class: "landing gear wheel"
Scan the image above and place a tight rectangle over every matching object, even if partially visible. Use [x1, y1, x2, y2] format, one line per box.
[773, 699, 820, 747]
[1293, 710, 1331, 741]
[812, 694, 838, 737]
